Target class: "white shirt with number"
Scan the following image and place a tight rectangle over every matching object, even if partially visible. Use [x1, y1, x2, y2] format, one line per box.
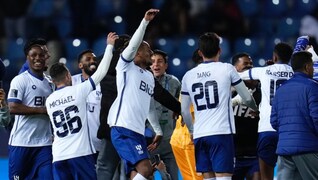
[8, 71, 53, 147]
[240, 64, 293, 132]
[181, 61, 241, 139]
[46, 78, 96, 162]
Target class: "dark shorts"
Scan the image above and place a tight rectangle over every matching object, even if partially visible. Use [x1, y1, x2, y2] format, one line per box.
[111, 126, 149, 174]
[257, 131, 278, 167]
[233, 158, 259, 179]
[9, 145, 53, 180]
[53, 154, 96, 180]
[194, 134, 234, 173]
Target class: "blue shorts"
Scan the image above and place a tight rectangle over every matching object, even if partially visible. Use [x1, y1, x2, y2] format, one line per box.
[111, 127, 149, 174]
[233, 158, 259, 179]
[53, 154, 96, 180]
[257, 131, 278, 167]
[8, 145, 53, 180]
[194, 134, 234, 173]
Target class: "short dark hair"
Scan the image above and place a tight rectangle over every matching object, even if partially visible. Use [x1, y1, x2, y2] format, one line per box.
[231, 52, 250, 66]
[192, 49, 203, 65]
[114, 34, 131, 52]
[291, 51, 312, 72]
[49, 62, 69, 82]
[77, 49, 94, 63]
[152, 49, 168, 63]
[274, 42, 293, 64]
[198, 32, 220, 58]
[24, 38, 47, 56]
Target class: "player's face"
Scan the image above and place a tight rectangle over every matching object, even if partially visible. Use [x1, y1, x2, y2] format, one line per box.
[150, 54, 167, 78]
[138, 42, 153, 67]
[79, 52, 97, 76]
[235, 56, 253, 72]
[27, 46, 46, 73]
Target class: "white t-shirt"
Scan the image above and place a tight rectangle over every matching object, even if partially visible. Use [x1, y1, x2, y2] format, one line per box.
[46, 78, 96, 162]
[107, 57, 155, 135]
[181, 61, 241, 139]
[72, 74, 102, 151]
[8, 71, 53, 146]
[240, 64, 293, 132]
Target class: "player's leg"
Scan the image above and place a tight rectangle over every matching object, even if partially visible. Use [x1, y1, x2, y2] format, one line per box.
[194, 136, 215, 179]
[207, 135, 234, 179]
[245, 158, 260, 180]
[33, 146, 53, 180]
[257, 132, 278, 180]
[8, 146, 32, 180]
[53, 160, 72, 180]
[69, 154, 97, 180]
[111, 127, 152, 179]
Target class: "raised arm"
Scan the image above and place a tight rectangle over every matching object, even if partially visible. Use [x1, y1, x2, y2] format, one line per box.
[121, 9, 159, 61]
[91, 32, 118, 85]
[234, 81, 258, 111]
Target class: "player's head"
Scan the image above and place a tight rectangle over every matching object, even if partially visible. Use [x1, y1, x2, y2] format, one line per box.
[24, 38, 51, 71]
[150, 49, 168, 78]
[291, 51, 313, 77]
[273, 42, 293, 64]
[192, 49, 203, 65]
[231, 52, 253, 72]
[198, 32, 221, 60]
[77, 49, 97, 77]
[49, 62, 72, 86]
[135, 41, 153, 68]
[26, 44, 46, 73]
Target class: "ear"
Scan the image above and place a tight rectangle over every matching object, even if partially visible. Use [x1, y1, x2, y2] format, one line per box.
[78, 62, 83, 69]
[198, 50, 204, 58]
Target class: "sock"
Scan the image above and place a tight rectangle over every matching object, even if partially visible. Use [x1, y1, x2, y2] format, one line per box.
[204, 178, 216, 180]
[216, 177, 231, 180]
[133, 173, 148, 180]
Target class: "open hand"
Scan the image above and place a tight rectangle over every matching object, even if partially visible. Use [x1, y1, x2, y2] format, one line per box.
[144, 9, 160, 21]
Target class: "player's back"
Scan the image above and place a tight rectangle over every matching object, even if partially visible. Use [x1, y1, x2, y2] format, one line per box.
[46, 80, 96, 162]
[182, 61, 241, 139]
[247, 64, 293, 132]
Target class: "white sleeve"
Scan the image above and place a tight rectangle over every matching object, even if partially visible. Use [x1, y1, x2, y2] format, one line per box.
[239, 70, 251, 80]
[308, 46, 318, 62]
[234, 81, 258, 111]
[147, 98, 163, 136]
[181, 94, 193, 134]
[121, 18, 149, 61]
[91, 44, 114, 85]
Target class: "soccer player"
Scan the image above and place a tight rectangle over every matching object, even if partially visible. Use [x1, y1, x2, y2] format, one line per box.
[231, 53, 261, 180]
[239, 42, 293, 180]
[72, 49, 102, 160]
[149, 49, 180, 180]
[7, 42, 54, 180]
[45, 32, 117, 180]
[107, 9, 160, 180]
[181, 32, 258, 180]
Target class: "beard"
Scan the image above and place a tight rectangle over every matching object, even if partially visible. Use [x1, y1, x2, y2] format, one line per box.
[83, 63, 97, 76]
